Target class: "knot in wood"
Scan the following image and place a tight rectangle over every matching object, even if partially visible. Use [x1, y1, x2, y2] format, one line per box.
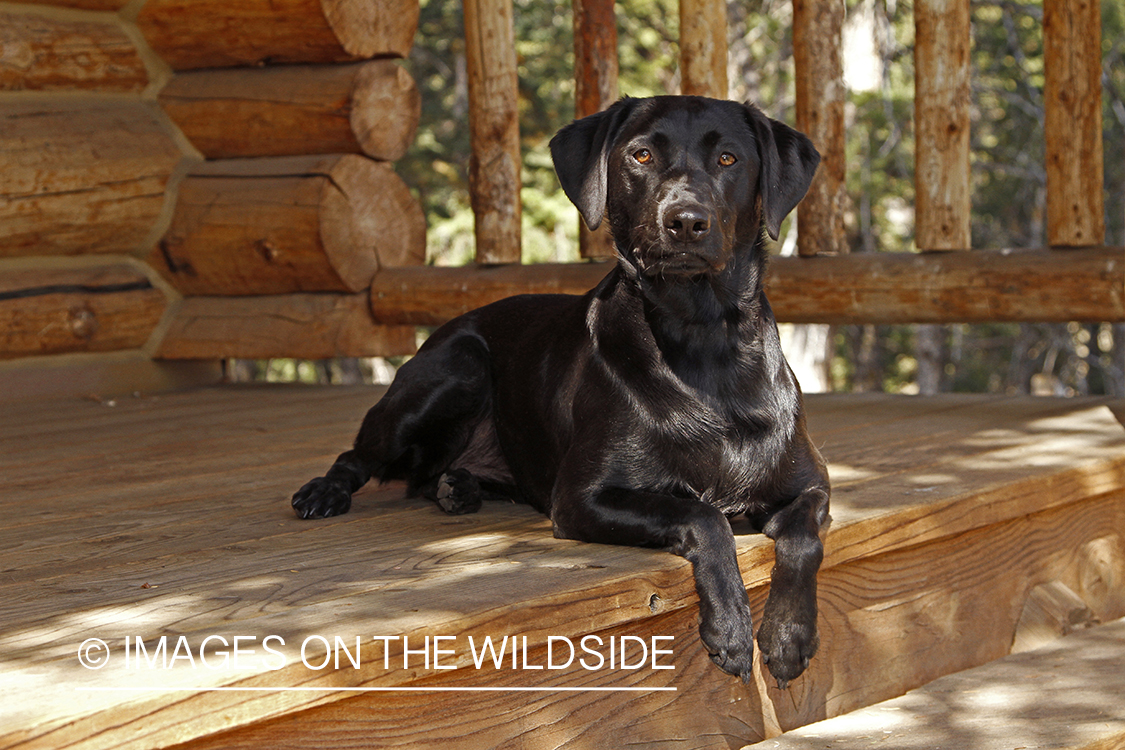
[256, 239, 282, 263]
[68, 306, 98, 340]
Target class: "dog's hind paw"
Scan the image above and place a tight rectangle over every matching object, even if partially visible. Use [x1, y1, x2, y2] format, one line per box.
[434, 469, 484, 515]
[292, 477, 352, 519]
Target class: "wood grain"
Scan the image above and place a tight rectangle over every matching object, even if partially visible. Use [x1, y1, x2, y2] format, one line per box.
[0, 10, 147, 92]
[10, 0, 129, 8]
[0, 100, 182, 258]
[136, 0, 419, 70]
[914, 0, 972, 251]
[463, 0, 522, 263]
[678, 0, 727, 98]
[1044, 0, 1105, 247]
[155, 294, 417, 360]
[368, 248, 1125, 326]
[158, 62, 420, 160]
[745, 617, 1125, 750]
[793, 0, 847, 256]
[0, 264, 166, 358]
[151, 155, 425, 296]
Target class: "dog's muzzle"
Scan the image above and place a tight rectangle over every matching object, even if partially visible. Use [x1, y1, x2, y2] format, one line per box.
[634, 201, 727, 276]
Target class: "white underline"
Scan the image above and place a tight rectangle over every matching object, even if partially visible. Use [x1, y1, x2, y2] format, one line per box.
[76, 686, 676, 693]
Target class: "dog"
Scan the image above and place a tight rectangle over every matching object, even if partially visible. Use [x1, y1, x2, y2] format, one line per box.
[292, 96, 830, 688]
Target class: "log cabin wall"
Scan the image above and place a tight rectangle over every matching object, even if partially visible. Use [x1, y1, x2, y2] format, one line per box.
[0, 0, 425, 398]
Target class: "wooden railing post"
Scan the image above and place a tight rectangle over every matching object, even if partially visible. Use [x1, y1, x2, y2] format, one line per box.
[679, 0, 727, 97]
[914, 0, 972, 252]
[793, 0, 847, 256]
[574, 0, 619, 259]
[1044, 0, 1105, 247]
[464, 0, 522, 263]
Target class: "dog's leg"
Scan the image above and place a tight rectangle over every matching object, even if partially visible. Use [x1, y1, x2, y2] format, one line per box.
[292, 332, 493, 519]
[418, 469, 521, 515]
[553, 488, 756, 683]
[756, 486, 829, 688]
[291, 449, 371, 519]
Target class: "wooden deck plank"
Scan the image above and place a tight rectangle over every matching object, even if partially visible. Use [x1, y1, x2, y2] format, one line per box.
[1, 387, 1123, 749]
[743, 617, 1125, 750]
[154, 489, 1125, 750]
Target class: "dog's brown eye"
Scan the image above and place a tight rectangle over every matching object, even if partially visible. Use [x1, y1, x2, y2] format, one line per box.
[719, 152, 737, 167]
[633, 149, 653, 164]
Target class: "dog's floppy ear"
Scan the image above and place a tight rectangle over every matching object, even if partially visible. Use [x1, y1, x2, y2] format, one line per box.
[744, 104, 821, 241]
[550, 98, 638, 230]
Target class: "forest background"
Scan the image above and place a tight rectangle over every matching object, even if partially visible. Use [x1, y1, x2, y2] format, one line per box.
[245, 0, 1125, 397]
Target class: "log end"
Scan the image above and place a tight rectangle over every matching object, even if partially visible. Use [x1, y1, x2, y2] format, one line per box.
[325, 0, 420, 60]
[350, 62, 422, 161]
[321, 155, 426, 285]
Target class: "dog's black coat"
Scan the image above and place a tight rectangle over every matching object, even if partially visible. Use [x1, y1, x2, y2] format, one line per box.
[293, 96, 830, 687]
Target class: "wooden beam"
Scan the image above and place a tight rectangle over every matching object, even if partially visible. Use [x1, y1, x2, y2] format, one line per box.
[1044, 0, 1105, 247]
[136, 0, 419, 70]
[679, 0, 728, 97]
[573, 0, 619, 260]
[793, 0, 847, 256]
[368, 248, 1125, 326]
[765, 247, 1123, 323]
[463, 0, 522, 264]
[151, 155, 425, 297]
[12, 0, 128, 9]
[748, 617, 1125, 750]
[914, 0, 972, 251]
[370, 262, 609, 325]
[156, 294, 417, 359]
[0, 265, 166, 359]
[0, 10, 148, 93]
[159, 62, 421, 161]
[0, 100, 182, 258]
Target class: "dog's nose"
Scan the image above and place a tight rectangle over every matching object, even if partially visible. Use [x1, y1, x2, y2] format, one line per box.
[664, 205, 711, 243]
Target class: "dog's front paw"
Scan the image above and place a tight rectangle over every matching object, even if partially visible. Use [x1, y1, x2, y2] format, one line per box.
[699, 606, 755, 684]
[756, 610, 818, 689]
[434, 469, 483, 515]
[292, 477, 352, 519]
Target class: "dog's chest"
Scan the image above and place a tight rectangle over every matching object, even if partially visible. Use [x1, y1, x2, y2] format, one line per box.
[641, 396, 784, 513]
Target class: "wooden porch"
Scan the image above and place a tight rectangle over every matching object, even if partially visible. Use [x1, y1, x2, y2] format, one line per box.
[3, 387, 1124, 748]
[2, 0, 1124, 745]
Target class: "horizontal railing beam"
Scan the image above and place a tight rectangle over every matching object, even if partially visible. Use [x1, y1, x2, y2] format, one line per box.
[369, 247, 1124, 326]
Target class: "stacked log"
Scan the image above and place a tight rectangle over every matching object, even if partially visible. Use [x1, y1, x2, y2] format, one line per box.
[158, 62, 420, 160]
[0, 0, 424, 366]
[136, 0, 418, 69]
[0, 9, 148, 92]
[0, 265, 166, 359]
[150, 155, 425, 296]
[0, 100, 180, 258]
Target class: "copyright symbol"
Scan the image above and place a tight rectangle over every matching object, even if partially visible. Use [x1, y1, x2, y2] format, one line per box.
[78, 638, 110, 669]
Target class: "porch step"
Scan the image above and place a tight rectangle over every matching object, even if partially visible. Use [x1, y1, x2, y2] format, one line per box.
[744, 617, 1125, 750]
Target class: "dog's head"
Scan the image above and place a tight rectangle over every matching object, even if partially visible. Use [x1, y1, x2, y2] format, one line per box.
[550, 96, 820, 278]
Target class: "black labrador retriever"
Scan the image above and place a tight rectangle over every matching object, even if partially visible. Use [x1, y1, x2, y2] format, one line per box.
[292, 96, 830, 688]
